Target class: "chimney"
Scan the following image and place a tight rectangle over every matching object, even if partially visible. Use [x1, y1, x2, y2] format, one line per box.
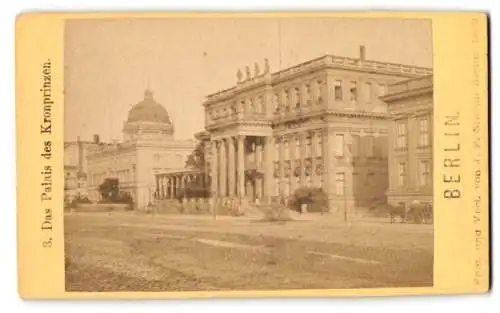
[93, 134, 100, 144]
[359, 45, 366, 61]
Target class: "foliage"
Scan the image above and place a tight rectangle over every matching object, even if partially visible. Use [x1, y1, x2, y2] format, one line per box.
[176, 185, 210, 200]
[65, 195, 92, 209]
[97, 178, 134, 209]
[260, 204, 292, 222]
[98, 178, 119, 201]
[288, 187, 328, 213]
[185, 142, 206, 170]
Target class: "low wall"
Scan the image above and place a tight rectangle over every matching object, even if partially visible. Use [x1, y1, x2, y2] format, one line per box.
[154, 198, 212, 215]
[71, 203, 131, 212]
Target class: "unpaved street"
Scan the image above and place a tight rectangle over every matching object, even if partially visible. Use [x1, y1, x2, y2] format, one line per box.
[65, 212, 433, 292]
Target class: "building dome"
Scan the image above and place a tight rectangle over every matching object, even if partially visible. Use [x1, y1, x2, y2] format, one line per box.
[126, 89, 172, 124]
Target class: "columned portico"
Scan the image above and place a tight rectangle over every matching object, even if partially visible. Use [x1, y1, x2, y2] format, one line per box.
[206, 134, 276, 205]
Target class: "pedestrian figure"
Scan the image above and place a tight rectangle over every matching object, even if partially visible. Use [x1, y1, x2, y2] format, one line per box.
[298, 197, 303, 214]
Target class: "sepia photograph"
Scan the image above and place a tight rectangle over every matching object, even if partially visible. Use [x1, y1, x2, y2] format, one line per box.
[63, 17, 434, 292]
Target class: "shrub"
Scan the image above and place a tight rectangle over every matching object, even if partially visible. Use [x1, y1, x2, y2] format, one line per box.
[68, 195, 93, 208]
[260, 204, 292, 222]
[289, 187, 328, 213]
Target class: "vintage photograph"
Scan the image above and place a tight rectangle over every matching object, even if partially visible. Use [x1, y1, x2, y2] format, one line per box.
[63, 17, 434, 292]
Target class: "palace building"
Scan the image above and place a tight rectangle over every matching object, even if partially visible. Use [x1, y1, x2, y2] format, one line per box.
[381, 75, 433, 207]
[84, 89, 196, 209]
[155, 46, 433, 214]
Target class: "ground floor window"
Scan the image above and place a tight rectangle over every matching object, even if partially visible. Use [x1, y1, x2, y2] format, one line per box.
[316, 174, 323, 188]
[284, 179, 290, 197]
[398, 162, 406, 186]
[419, 159, 431, 186]
[305, 175, 312, 186]
[336, 172, 345, 196]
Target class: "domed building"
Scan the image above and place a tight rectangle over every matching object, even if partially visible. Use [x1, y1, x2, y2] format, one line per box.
[123, 88, 175, 142]
[85, 89, 196, 209]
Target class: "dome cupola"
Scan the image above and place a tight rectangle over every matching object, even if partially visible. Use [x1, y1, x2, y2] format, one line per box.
[123, 89, 175, 142]
[126, 89, 172, 124]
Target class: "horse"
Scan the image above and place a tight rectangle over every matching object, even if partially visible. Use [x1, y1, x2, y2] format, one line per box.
[368, 201, 406, 224]
[387, 202, 407, 224]
[407, 201, 433, 224]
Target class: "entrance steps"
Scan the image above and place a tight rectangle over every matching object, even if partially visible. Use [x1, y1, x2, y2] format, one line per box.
[239, 201, 266, 218]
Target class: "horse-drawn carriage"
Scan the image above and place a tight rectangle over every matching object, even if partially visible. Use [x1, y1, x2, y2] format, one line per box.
[370, 200, 433, 224]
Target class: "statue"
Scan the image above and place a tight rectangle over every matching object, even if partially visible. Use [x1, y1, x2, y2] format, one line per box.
[254, 62, 260, 77]
[263, 58, 270, 74]
[245, 66, 251, 81]
[236, 69, 243, 82]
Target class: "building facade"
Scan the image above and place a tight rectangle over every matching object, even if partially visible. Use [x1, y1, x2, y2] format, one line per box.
[64, 137, 101, 201]
[85, 89, 196, 209]
[200, 47, 432, 214]
[381, 75, 433, 206]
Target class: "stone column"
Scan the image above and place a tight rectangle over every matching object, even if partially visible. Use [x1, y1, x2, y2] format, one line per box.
[210, 140, 218, 199]
[155, 176, 159, 200]
[387, 120, 396, 192]
[171, 176, 175, 198]
[323, 128, 335, 211]
[228, 136, 236, 197]
[279, 136, 285, 196]
[255, 138, 263, 200]
[165, 177, 169, 199]
[263, 136, 274, 203]
[161, 176, 165, 199]
[157, 176, 161, 199]
[219, 138, 227, 197]
[237, 135, 245, 199]
[162, 176, 167, 199]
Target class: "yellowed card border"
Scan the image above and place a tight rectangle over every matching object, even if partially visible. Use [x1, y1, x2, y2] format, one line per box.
[16, 11, 489, 299]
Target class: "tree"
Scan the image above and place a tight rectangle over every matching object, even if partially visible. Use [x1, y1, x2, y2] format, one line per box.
[185, 142, 205, 170]
[98, 178, 119, 202]
[289, 187, 328, 213]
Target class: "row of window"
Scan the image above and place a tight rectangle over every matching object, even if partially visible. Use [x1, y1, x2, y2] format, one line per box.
[397, 159, 431, 187]
[274, 133, 382, 160]
[273, 171, 378, 197]
[208, 80, 389, 121]
[274, 175, 324, 196]
[274, 135, 323, 161]
[396, 116, 431, 149]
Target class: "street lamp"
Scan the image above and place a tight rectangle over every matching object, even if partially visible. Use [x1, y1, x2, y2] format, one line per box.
[343, 178, 348, 224]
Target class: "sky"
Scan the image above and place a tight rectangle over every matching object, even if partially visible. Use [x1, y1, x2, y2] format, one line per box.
[64, 17, 432, 142]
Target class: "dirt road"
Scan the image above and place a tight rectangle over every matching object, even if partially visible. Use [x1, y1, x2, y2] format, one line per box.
[65, 212, 433, 292]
